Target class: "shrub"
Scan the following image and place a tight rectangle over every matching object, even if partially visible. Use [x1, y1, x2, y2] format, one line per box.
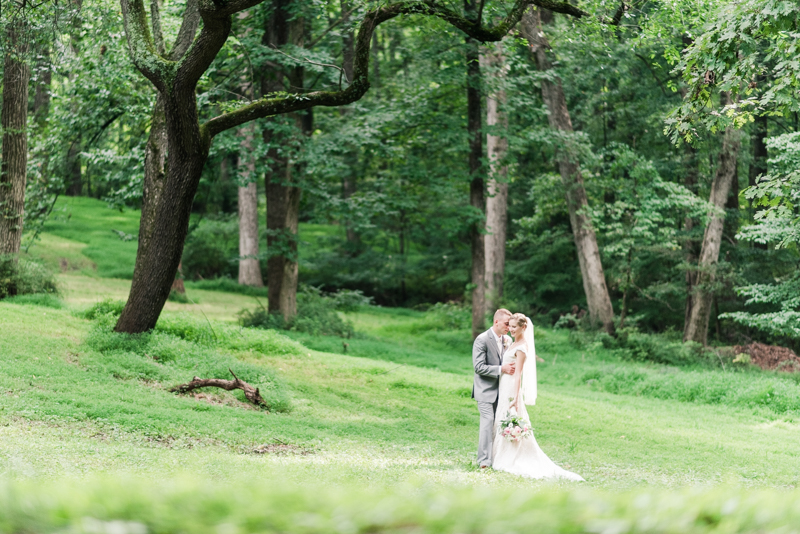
[0, 256, 58, 299]
[329, 288, 374, 312]
[239, 286, 354, 337]
[81, 298, 126, 319]
[168, 290, 191, 304]
[181, 217, 240, 280]
[414, 302, 470, 332]
[186, 277, 269, 297]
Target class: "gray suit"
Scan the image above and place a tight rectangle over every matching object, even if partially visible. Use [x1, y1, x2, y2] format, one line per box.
[472, 328, 504, 467]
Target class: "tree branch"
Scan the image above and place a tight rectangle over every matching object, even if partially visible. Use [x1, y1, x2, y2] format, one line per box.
[170, 368, 268, 408]
[203, 0, 586, 139]
[120, 0, 175, 91]
[150, 0, 166, 55]
[168, 0, 200, 60]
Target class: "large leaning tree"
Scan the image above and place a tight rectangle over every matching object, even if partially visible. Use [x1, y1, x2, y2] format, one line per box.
[114, 0, 601, 334]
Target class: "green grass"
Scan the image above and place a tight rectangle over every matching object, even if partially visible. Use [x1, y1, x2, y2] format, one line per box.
[5, 197, 800, 528]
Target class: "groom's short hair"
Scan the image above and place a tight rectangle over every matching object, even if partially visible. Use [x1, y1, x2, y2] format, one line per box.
[494, 308, 511, 321]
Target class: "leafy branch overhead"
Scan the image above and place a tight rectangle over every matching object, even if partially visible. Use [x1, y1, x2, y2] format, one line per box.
[121, 0, 612, 143]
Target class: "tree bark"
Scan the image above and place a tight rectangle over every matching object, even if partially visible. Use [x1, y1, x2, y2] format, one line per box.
[238, 124, 263, 286]
[520, 8, 615, 335]
[683, 100, 741, 345]
[261, 0, 306, 321]
[466, 18, 485, 339]
[115, 84, 210, 333]
[340, 0, 360, 245]
[682, 142, 699, 329]
[0, 27, 31, 256]
[481, 43, 508, 315]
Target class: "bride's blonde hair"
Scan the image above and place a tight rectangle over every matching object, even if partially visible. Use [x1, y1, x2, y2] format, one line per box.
[510, 313, 527, 329]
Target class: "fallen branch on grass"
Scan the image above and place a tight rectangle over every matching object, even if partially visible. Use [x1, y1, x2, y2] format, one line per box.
[170, 368, 267, 408]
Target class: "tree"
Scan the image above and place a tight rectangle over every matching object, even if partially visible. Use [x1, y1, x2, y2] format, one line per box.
[683, 94, 741, 344]
[113, 0, 588, 334]
[0, 20, 30, 256]
[519, 7, 616, 334]
[482, 41, 509, 315]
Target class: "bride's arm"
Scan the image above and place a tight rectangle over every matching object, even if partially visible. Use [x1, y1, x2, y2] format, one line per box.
[510, 349, 526, 411]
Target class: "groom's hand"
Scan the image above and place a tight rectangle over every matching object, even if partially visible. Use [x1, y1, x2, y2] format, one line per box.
[501, 362, 515, 375]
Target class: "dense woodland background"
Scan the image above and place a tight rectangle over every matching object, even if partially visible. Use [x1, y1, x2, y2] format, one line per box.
[0, 0, 799, 348]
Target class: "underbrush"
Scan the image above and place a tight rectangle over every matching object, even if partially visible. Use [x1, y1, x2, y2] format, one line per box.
[186, 277, 269, 297]
[239, 286, 355, 337]
[0, 257, 58, 299]
[5, 479, 800, 533]
[568, 329, 720, 368]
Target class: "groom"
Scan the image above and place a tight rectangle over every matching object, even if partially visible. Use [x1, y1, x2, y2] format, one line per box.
[472, 308, 515, 469]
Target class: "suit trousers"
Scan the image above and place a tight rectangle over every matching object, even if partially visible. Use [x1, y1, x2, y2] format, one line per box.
[476, 399, 498, 467]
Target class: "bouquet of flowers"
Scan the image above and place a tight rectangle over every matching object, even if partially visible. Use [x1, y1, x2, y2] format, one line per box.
[499, 408, 533, 443]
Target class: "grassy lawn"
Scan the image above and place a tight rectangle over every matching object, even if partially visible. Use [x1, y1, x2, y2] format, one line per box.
[4, 197, 800, 530]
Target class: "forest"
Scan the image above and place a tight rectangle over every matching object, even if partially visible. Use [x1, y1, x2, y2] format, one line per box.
[0, 0, 797, 349]
[1, 0, 800, 529]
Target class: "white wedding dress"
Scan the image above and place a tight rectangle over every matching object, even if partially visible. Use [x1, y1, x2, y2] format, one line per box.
[492, 343, 584, 481]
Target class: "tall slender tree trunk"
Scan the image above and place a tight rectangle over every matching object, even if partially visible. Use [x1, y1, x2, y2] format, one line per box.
[238, 122, 263, 286]
[465, 0, 485, 339]
[682, 142, 699, 328]
[0, 27, 31, 256]
[262, 0, 306, 321]
[521, 8, 615, 335]
[340, 0, 360, 245]
[481, 42, 508, 314]
[683, 94, 741, 345]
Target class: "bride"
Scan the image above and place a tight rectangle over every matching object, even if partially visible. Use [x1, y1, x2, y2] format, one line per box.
[492, 313, 584, 481]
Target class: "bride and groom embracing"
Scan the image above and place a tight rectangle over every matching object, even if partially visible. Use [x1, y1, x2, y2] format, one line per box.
[472, 309, 584, 481]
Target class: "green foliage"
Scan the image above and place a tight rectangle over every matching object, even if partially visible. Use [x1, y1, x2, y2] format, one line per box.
[0, 257, 58, 300]
[81, 298, 126, 320]
[329, 288, 374, 312]
[570, 329, 711, 367]
[239, 286, 354, 337]
[186, 278, 269, 297]
[722, 133, 800, 345]
[670, 0, 800, 140]
[168, 290, 191, 304]
[416, 302, 471, 332]
[181, 217, 241, 281]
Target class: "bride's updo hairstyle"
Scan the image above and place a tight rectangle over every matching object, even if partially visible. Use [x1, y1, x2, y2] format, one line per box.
[510, 313, 527, 330]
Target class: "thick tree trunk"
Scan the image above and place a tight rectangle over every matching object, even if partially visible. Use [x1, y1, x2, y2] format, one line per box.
[521, 8, 615, 335]
[683, 102, 741, 345]
[237, 123, 263, 287]
[481, 43, 508, 315]
[0, 30, 31, 256]
[115, 87, 209, 333]
[466, 28, 485, 339]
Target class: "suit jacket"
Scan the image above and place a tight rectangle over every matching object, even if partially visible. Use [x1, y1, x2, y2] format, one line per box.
[472, 328, 505, 403]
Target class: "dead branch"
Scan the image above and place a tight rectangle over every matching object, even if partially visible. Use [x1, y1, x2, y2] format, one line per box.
[170, 368, 267, 408]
